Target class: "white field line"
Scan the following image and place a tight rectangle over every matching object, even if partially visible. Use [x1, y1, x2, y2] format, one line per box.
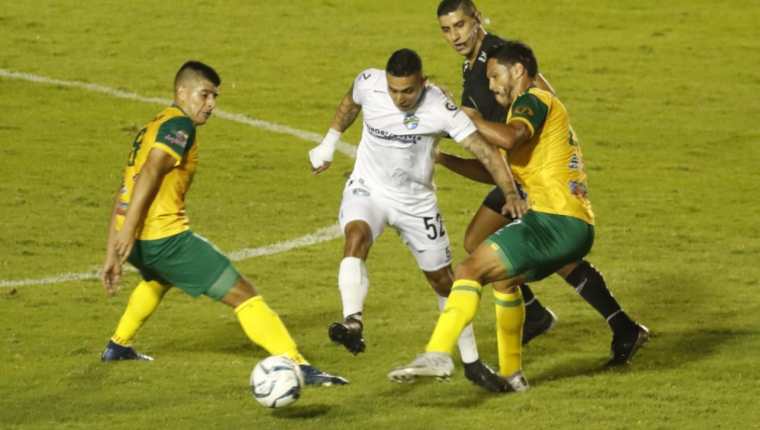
[0, 69, 352, 288]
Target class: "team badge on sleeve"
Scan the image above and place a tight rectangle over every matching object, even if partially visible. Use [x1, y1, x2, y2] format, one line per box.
[514, 106, 534, 118]
[164, 130, 189, 148]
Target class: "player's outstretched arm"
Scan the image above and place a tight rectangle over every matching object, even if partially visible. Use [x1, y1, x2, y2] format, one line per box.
[112, 149, 175, 265]
[309, 86, 362, 175]
[435, 151, 494, 184]
[458, 132, 528, 219]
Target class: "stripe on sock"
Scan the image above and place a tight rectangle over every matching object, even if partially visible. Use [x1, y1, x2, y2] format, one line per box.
[606, 309, 622, 322]
[574, 278, 588, 294]
[452, 284, 483, 296]
[494, 297, 524, 308]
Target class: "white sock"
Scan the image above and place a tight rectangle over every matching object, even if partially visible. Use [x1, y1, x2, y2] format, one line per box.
[339, 257, 368, 319]
[438, 295, 479, 364]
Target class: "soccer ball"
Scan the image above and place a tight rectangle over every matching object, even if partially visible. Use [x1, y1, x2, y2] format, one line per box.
[250, 355, 304, 408]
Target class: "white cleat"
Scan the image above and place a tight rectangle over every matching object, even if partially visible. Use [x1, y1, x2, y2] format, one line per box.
[504, 370, 530, 393]
[388, 352, 454, 383]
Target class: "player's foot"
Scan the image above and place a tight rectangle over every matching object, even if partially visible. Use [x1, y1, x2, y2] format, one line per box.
[328, 316, 366, 355]
[100, 340, 153, 362]
[522, 306, 557, 345]
[387, 352, 454, 383]
[463, 359, 508, 393]
[503, 370, 530, 393]
[299, 364, 349, 386]
[606, 323, 650, 367]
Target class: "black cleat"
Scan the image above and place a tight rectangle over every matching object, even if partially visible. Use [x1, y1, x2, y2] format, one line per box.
[299, 364, 349, 386]
[101, 340, 153, 362]
[328, 317, 366, 355]
[522, 307, 557, 345]
[463, 359, 508, 393]
[606, 323, 650, 367]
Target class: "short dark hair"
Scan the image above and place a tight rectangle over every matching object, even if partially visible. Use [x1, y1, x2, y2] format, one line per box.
[174, 60, 221, 88]
[486, 41, 538, 78]
[385, 49, 423, 77]
[436, 0, 478, 17]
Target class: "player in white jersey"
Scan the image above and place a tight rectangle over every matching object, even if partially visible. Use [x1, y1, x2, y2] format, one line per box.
[308, 49, 527, 392]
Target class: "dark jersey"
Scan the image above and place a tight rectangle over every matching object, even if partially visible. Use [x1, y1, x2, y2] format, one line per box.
[461, 33, 508, 122]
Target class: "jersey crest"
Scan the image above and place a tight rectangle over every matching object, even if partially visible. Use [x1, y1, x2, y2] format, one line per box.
[403, 113, 420, 130]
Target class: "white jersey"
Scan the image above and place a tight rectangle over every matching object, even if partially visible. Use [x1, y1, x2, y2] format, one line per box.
[350, 68, 477, 207]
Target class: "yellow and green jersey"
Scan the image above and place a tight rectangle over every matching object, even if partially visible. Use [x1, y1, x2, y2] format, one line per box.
[506, 87, 594, 225]
[116, 106, 198, 240]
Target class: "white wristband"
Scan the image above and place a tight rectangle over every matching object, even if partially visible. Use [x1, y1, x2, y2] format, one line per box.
[309, 128, 341, 169]
[321, 128, 341, 149]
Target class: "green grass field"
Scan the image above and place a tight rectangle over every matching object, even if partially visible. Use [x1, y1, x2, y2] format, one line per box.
[2, 1, 759, 428]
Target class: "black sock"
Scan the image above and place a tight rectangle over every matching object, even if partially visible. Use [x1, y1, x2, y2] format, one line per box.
[565, 261, 635, 333]
[608, 311, 637, 336]
[520, 284, 546, 321]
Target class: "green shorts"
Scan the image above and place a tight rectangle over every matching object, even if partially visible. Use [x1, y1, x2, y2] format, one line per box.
[486, 211, 594, 282]
[127, 230, 240, 301]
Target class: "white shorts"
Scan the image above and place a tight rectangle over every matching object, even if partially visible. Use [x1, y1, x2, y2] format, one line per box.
[338, 178, 452, 272]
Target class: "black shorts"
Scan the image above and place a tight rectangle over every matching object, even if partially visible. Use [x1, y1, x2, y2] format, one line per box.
[481, 185, 528, 214]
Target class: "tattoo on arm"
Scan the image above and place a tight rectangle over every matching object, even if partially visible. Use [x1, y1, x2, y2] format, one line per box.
[459, 133, 517, 195]
[331, 86, 362, 132]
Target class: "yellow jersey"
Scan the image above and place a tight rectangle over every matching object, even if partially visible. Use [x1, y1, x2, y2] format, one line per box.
[506, 87, 594, 225]
[115, 106, 198, 240]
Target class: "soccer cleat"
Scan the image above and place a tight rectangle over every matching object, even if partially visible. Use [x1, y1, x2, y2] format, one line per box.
[328, 317, 366, 355]
[387, 352, 454, 383]
[606, 323, 650, 367]
[503, 370, 530, 393]
[463, 359, 509, 393]
[522, 306, 558, 345]
[100, 340, 154, 362]
[299, 364, 349, 386]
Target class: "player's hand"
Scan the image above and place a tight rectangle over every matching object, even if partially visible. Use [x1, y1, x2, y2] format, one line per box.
[113, 229, 135, 265]
[310, 159, 332, 175]
[309, 144, 334, 175]
[501, 192, 529, 219]
[100, 251, 122, 296]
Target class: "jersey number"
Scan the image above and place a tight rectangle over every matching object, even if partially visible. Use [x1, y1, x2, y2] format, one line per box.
[423, 213, 446, 240]
[127, 128, 147, 166]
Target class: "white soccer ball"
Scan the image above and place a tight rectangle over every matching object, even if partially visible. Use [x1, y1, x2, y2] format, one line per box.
[250, 355, 304, 408]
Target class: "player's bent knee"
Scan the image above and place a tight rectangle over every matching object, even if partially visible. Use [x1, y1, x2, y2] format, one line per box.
[453, 258, 482, 283]
[343, 221, 373, 258]
[221, 276, 258, 308]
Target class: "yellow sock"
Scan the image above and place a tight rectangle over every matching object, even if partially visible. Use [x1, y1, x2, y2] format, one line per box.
[426, 279, 482, 354]
[111, 280, 170, 345]
[235, 296, 306, 365]
[494, 288, 525, 376]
